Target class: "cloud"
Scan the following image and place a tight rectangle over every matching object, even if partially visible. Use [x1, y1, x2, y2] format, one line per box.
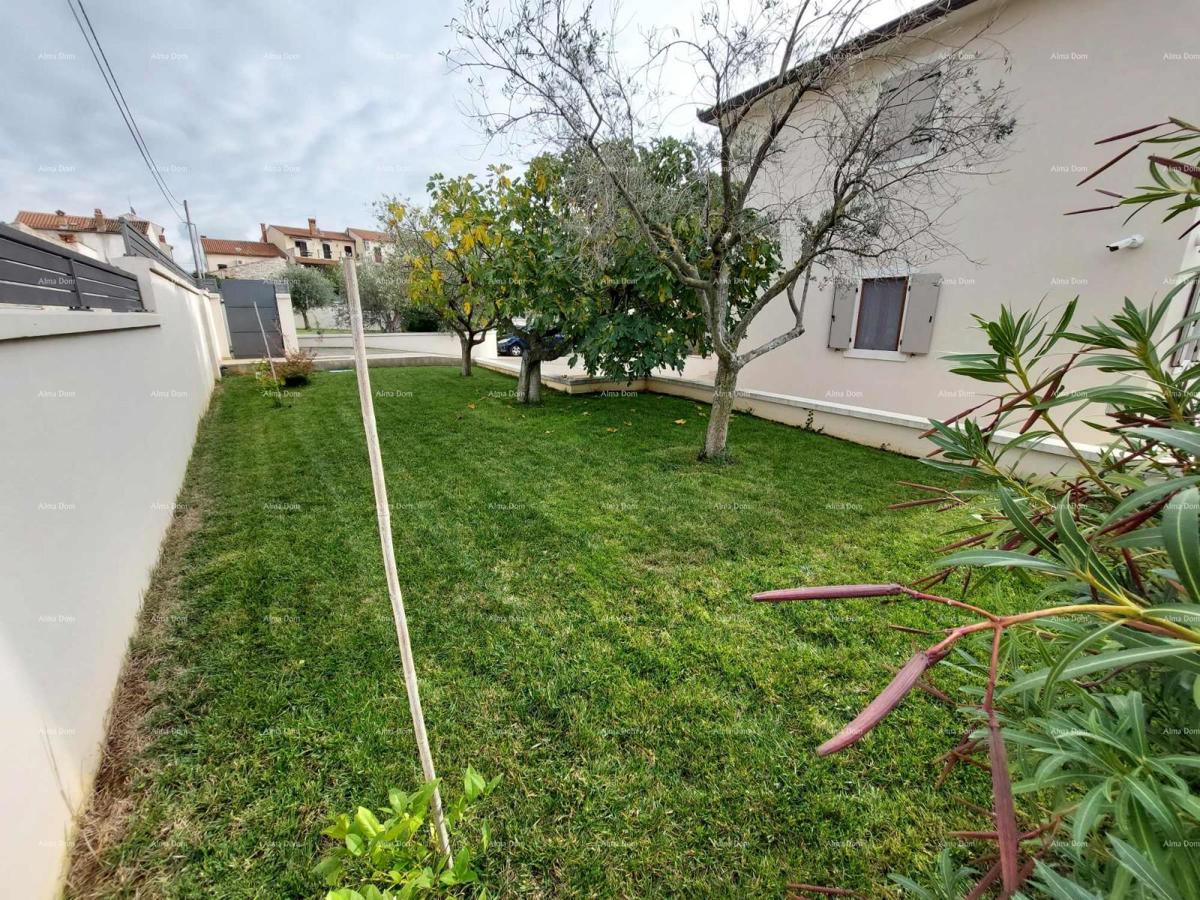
[1, 0, 916, 270]
[0, 0, 506, 269]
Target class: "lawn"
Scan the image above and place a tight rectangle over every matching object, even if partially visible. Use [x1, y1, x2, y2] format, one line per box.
[69, 366, 1017, 898]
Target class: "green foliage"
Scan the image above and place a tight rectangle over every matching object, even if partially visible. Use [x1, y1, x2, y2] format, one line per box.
[1076, 117, 1200, 239]
[381, 176, 499, 347]
[563, 138, 782, 379]
[355, 257, 414, 333]
[285, 263, 338, 319]
[489, 154, 587, 362]
[797, 123, 1200, 898]
[315, 768, 499, 899]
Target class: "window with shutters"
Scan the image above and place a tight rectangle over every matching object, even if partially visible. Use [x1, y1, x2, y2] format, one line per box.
[828, 273, 940, 356]
[854, 276, 908, 351]
[876, 63, 940, 163]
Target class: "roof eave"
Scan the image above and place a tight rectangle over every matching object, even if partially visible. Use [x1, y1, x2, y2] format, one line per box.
[696, 0, 982, 125]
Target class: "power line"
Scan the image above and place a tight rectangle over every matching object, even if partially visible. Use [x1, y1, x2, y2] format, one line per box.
[67, 0, 185, 223]
[75, 0, 184, 211]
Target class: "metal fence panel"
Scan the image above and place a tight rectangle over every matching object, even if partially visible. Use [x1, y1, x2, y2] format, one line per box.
[0, 224, 143, 312]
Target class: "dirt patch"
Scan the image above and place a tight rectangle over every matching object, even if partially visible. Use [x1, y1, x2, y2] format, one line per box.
[62, 495, 206, 899]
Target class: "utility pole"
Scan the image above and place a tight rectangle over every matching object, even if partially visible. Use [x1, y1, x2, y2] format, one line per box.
[183, 199, 203, 282]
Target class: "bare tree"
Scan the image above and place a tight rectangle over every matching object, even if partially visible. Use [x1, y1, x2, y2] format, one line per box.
[449, 0, 1014, 459]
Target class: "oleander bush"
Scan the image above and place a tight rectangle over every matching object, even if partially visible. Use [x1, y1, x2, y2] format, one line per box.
[760, 119, 1200, 897]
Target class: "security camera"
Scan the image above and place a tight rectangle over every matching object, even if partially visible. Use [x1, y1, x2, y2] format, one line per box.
[1106, 234, 1144, 252]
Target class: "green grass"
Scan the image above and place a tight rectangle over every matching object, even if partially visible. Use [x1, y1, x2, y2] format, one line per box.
[76, 367, 1018, 898]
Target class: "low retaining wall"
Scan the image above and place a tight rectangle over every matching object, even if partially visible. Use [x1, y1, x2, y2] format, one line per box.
[300, 330, 497, 359]
[475, 358, 1094, 477]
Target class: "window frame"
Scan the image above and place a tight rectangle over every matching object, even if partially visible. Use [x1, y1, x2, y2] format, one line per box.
[874, 61, 943, 170]
[847, 274, 912, 361]
[1170, 277, 1200, 370]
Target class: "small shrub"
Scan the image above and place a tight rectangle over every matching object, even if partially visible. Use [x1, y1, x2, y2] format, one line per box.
[315, 768, 499, 899]
[279, 348, 317, 386]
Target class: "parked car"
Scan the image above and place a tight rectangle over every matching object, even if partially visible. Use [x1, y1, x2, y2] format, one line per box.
[496, 330, 567, 357]
[497, 334, 525, 356]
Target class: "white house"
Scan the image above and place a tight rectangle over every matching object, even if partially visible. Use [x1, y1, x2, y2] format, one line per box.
[13, 208, 175, 265]
[657, 0, 1200, 466]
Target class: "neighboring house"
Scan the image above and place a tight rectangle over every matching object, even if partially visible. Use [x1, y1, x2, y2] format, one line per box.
[12, 208, 175, 265]
[264, 218, 356, 268]
[347, 227, 396, 264]
[678, 0, 1200, 462]
[199, 236, 286, 275]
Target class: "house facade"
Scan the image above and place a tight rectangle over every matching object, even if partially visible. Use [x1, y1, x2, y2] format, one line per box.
[263, 218, 356, 268]
[12, 209, 175, 265]
[676, 0, 1200, 464]
[199, 236, 286, 275]
[348, 227, 396, 264]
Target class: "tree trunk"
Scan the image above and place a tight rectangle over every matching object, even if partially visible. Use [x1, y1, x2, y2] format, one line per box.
[459, 334, 473, 376]
[301, 308, 310, 329]
[517, 355, 542, 404]
[517, 355, 530, 401]
[700, 355, 738, 462]
[526, 358, 542, 403]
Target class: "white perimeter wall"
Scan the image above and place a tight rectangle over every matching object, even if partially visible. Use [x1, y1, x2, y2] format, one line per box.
[0, 259, 220, 897]
[300, 330, 496, 358]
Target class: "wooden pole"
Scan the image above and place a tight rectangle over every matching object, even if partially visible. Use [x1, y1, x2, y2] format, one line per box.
[252, 301, 279, 384]
[342, 259, 453, 860]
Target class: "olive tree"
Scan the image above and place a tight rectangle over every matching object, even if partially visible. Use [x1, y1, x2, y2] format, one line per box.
[284, 262, 336, 330]
[449, 0, 1015, 459]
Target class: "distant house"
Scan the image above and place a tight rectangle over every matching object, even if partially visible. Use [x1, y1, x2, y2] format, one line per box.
[199, 236, 286, 275]
[12, 208, 175, 265]
[347, 227, 395, 264]
[198, 218, 396, 284]
[263, 218, 355, 268]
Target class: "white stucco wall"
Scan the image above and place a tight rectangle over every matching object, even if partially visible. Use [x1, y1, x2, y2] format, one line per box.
[300, 330, 477, 357]
[724, 0, 1198, 449]
[0, 263, 218, 898]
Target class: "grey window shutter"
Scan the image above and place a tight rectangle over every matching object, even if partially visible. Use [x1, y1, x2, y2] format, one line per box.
[898, 273, 942, 354]
[828, 279, 857, 349]
[879, 64, 940, 162]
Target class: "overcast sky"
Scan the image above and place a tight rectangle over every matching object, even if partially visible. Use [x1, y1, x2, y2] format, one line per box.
[1, 0, 911, 271]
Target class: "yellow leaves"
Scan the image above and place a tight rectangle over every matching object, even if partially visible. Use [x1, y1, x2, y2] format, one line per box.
[535, 171, 548, 193]
[467, 402, 477, 410]
[674, 419, 687, 426]
[605, 427, 618, 433]
[423, 230, 441, 249]
[463, 301, 472, 316]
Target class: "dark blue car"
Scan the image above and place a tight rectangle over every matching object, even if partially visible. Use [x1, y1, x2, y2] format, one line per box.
[497, 331, 565, 357]
[497, 334, 525, 356]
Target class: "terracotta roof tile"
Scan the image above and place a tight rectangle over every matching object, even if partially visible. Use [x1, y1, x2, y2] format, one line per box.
[200, 237, 286, 258]
[15, 209, 151, 235]
[270, 224, 353, 242]
[347, 227, 393, 242]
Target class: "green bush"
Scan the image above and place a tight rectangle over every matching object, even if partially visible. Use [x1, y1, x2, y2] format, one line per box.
[758, 118, 1200, 897]
[314, 768, 499, 899]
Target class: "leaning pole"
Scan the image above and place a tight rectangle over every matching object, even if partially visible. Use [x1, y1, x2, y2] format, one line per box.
[342, 259, 452, 859]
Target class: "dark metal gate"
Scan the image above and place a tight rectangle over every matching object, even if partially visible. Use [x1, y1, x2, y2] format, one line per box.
[221, 279, 284, 358]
